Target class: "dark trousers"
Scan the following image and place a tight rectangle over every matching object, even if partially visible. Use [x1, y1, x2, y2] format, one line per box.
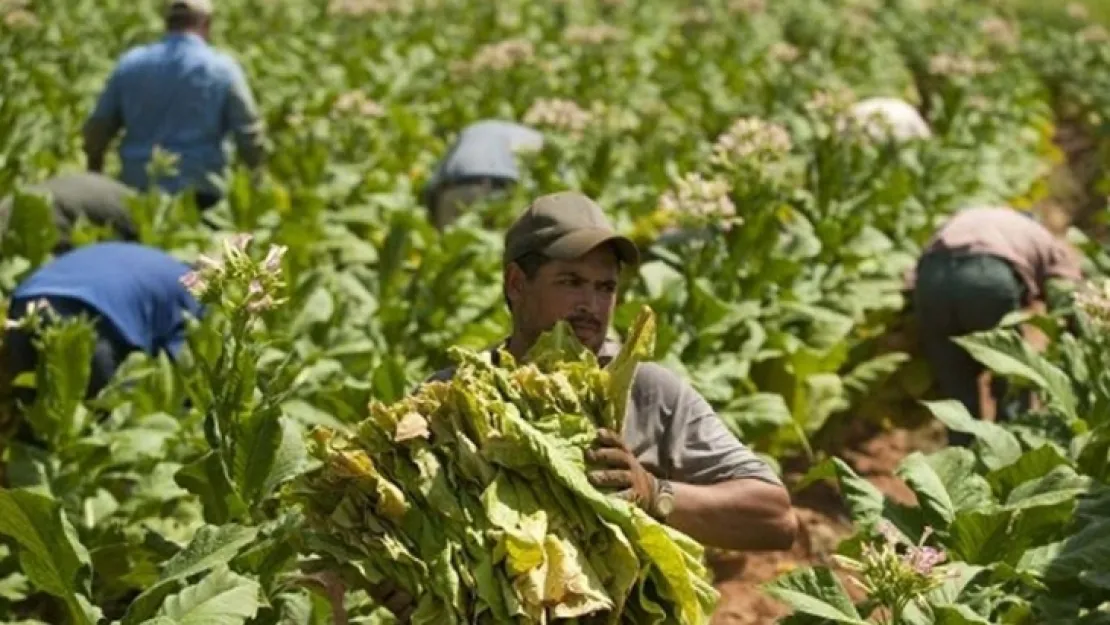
[912, 250, 1029, 446]
[3, 296, 134, 445]
[195, 191, 221, 211]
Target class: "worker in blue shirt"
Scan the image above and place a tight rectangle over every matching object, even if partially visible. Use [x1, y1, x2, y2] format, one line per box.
[82, 0, 266, 209]
[1, 243, 204, 412]
[422, 120, 544, 229]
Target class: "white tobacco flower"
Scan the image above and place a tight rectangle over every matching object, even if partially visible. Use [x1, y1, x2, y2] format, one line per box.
[805, 87, 859, 117]
[1067, 3, 1089, 20]
[2, 8, 36, 27]
[333, 91, 385, 118]
[263, 245, 288, 273]
[979, 17, 1020, 47]
[327, 0, 410, 16]
[727, 0, 766, 15]
[658, 173, 740, 231]
[523, 98, 594, 135]
[1080, 25, 1110, 44]
[928, 53, 998, 77]
[564, 24, 625, 45]
[463, 39, 535, 73]
[768, 42, 801, 63]
[1075, 279, 1110, 330]
[180, 271, 208, 297]
[713, 117, 793, 164]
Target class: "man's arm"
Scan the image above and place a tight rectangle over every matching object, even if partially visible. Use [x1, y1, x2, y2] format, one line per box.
[589, 364, 798, 552]
[223, 61, 266, 170]
[668, 479, 797, 552]
[83, 66, 125, 173]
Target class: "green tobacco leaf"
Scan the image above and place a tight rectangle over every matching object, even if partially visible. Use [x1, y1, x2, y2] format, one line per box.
[0, 188, 59, 269]
[1039, 520, 1110, 582]
[0, 489, 95, 625]
[948, 509, 1016, 565]
[925, 448, 995, 514]
[987, 445, 1072, 501]
[934, 604, 993, 625]
[924, 400, 1021, 470]
[150, 566, 261, 625]
[26, 316, 97, 447]
[764, 567, 868, 625]
[954, 329, 1078, 421]
[1005, 465, 1090, 510]
[175, 451, 248, 525]
[123, 524, 260, 625]
[234, 407, 309, 508]
[795, 458, 883, 527]
[720, 393, 792, 437]
[525, 319, 593, 370]
[604, 305, 656, 431]
[897, 452, 956, 527]
[842, 352, 910, 398]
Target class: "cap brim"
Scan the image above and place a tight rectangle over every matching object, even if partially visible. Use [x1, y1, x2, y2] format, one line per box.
[543, 228, 641, 266]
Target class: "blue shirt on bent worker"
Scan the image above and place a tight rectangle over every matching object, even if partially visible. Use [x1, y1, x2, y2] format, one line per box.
[12, 243, 204, 359]
[84, 32, 265, 198]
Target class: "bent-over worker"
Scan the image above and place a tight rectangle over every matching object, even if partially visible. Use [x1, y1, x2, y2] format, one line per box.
[422, 120, 544, 229]
[907, 206, 1082, 444]
[0, 242, 204, 428]
[0, 172, 138, 254]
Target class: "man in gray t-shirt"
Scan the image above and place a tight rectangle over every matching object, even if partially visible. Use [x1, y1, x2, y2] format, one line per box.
[433, 190, 795, 542]
[363, 191, 798, 623]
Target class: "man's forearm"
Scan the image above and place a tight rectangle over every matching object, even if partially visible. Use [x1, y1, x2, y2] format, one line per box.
[666, 478, 797, 552]
[82, 119, 116, 173]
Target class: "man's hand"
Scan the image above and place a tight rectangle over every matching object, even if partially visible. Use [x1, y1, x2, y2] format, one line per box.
[586, 428, 658, 511]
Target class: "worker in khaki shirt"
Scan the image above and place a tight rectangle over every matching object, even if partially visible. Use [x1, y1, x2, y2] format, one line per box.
[354, 191, 799, 623]
[907, 206, 1083, 444]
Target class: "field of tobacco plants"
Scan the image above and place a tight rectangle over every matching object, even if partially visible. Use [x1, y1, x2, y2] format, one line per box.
[1, 0, 1110, 623]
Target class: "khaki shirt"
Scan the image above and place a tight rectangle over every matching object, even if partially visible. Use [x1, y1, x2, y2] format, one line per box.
[906, 207, 1083, 301]
[426, 339, 782, 487]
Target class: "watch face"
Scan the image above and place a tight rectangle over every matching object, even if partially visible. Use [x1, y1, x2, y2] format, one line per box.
[657, 494, 676, 517]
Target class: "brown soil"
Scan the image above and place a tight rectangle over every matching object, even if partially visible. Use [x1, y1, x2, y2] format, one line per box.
[705, 422, 946, 624]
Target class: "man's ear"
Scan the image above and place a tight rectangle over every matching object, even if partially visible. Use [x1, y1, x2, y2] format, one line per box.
[504, 263, 527, 306]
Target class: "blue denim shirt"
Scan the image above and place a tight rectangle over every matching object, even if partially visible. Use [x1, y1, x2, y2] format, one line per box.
[85, 33, 263, 197]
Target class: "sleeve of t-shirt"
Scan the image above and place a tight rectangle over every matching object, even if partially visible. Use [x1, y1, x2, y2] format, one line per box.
[641, 364, 783, 486]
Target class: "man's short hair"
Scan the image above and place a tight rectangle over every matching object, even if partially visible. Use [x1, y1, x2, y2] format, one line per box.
[165, 0, 212, 30]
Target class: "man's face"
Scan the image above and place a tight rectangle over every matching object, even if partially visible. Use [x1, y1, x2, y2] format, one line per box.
[506, 245, 620, 353]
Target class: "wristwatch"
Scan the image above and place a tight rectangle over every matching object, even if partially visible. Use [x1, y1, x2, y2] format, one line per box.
[651, 479, 676, 521]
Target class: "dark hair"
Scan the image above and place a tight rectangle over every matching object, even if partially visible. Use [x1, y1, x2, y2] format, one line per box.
[166, 12, 208, 31]
[504, 251, 552, 311]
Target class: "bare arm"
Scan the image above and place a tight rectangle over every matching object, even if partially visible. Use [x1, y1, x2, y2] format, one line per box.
[83, 118, 119, 173]
[667, 478, 797, 552]
[83, 66, 124, 172]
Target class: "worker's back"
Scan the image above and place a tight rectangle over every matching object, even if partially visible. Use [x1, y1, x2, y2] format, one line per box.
[12, 242, 203, 357]
[96, 33, 243, 196]
[924, 207, 1081, 298]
